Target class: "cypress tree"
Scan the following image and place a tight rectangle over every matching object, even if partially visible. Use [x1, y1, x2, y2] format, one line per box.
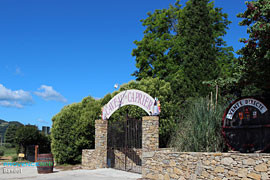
[174, 0, 218, 97]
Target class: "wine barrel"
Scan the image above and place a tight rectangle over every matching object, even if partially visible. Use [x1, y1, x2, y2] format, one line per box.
[37, 153, 54, 174]
[222, 97, 270, 153]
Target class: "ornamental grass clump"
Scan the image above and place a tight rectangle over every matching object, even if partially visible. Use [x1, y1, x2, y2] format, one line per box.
[171, 97, 227, 152]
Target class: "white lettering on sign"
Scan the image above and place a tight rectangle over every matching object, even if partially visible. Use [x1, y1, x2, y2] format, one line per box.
[226, 98, 268, 119]
[102, 89, 156, 120]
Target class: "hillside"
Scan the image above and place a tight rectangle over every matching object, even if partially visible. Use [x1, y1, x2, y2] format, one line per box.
[0, 119, 23, 143]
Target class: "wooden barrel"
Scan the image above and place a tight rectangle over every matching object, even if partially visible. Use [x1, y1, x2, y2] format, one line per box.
[37, 153, 54, 174]
[222, 97, 270, 153]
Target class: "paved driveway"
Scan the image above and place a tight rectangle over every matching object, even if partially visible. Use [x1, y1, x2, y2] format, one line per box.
[0, 166, 142, 180]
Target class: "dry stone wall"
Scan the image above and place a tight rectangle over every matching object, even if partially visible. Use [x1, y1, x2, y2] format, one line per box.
[82, 116, 270, 180]
[142, 116, 159, 152]
[82, 149, 96, 169]
[143, 151, 270, 180]
[81, 119, 107, 169]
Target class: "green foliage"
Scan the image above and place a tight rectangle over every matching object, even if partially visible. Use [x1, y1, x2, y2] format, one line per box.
[174, 0, 217, 97]
[51, 96, 100, 164]
[0, 120, 22, 144]
[132, 1, 181, 80]
[237, 0, 270, 95]
[12, 155, 18, 162]
[0, 148, 4, 156]
[38, 133, 51, 154]
[3, 148, 16, 157]
[15, 125, 51, 154]
[132, 0, 235, 99]
[5, 124, 23, 147]
[4, 143, 12, 148]
[170, 97, 226, 152]
[15, 125, 40, 153]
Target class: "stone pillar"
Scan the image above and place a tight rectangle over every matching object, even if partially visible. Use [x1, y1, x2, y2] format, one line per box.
[95, 119, 107, 168]
[142, 116, 159, 152]
[142, 116, 159, 177]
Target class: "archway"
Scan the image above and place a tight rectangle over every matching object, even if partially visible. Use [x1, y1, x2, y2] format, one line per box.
[103, 89, 159, 173]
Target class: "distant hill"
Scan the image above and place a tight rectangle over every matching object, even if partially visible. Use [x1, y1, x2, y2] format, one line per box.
[0, 119, 6, 123]
[0, 119, 23, 143]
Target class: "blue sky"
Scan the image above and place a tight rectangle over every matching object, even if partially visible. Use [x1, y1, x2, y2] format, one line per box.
[0, 0, 248, 129]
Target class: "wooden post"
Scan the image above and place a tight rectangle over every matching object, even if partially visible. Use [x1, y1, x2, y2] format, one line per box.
[35, 145, 39, 162]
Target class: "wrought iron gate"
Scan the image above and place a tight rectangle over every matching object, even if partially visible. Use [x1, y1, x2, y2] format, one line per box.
[107, 115, 142, 173]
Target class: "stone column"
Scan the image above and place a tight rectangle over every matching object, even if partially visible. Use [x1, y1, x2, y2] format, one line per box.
[142, 116, 159, 152]
[95, 119, 107, 168]
[142, 116, 159, 177]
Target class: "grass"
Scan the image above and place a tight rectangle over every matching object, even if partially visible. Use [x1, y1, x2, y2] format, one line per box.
[0, 147, 17, 162]
[4, 147, 17, 157]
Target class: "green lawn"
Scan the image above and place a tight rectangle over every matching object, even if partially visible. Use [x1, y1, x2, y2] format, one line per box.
[0, 146, 16, 157]
[4, 147, 17, 157]
[0, 147, 17, 162]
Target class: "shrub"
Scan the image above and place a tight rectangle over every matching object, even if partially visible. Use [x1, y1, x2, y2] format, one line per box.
[170, 97, 227, 152]
[12, 155, 18, 162]
[4, 143, 12, 148]
[0, 149, 4, 156]
[51, 97, 99, 164]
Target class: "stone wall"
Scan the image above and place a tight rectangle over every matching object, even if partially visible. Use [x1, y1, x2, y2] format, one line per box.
[142, 116, 159, 152]
[82, 119, 107, 169]
[82, 149, 96, 169]
[94, 119, 107, 168]
[143, 151, 270, 180]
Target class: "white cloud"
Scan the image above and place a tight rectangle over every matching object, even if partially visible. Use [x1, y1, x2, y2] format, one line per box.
[34, 85, 67, 103]
[0, 84, 33, 108]
[0, 100, 23, 108]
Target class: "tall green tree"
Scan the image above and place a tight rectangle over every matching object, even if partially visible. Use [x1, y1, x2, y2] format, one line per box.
[174, 0, 233, 97]
[132, 1, 181, 80]
[5, 123, 23, 147]
[15, 125, 51, 155]
[237, 0, 270, 97]
[132, 0, 234, 99]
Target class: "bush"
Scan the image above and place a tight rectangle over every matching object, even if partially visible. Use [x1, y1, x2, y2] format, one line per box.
[4, 143, 12, 148]
[15, 125, 51, 155]
[12, 155, 18, 162]
[170, 97, 227, 152]
[0, 149, 4, 156]
[51, 97, 99, 164]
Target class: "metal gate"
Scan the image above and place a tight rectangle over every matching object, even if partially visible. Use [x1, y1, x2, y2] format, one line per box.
[107, 115, 142, 173]
[26, 145, 36, 162]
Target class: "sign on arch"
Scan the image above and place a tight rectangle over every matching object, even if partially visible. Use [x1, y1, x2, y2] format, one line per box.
[102, 89, 160, 120]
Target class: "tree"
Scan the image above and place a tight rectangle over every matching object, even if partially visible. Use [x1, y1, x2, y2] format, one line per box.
[15, 125, 51, 155]
[51, 97, 100, 164]
[132, 0, 234, 99]
[5, 123, 23, 147]
[15, 125, 40, 154]
[237, 0, 270, 97]
[132, 1, 181, 80]
[175, 0, 234, 97]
